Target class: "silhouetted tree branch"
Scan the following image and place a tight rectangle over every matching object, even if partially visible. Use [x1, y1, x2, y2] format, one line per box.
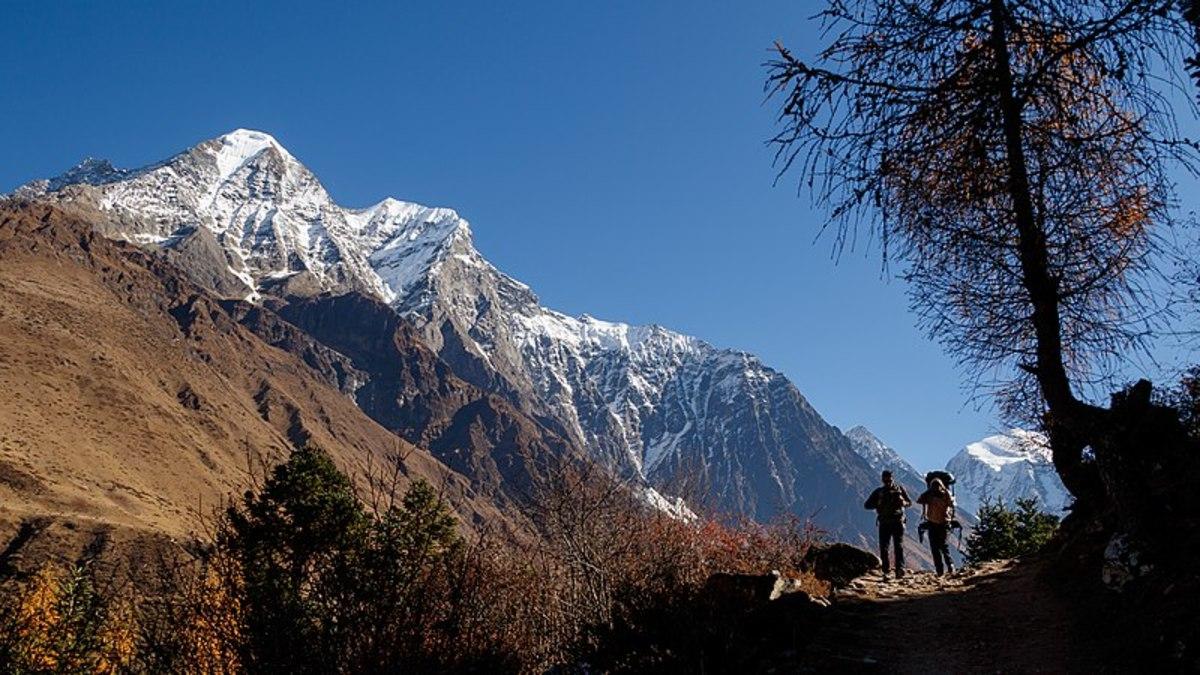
[767, 0, 1198, 509]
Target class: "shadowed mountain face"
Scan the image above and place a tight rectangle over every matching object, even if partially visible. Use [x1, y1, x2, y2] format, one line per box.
[15, 129, 904, 544]
[268, 292, 581, 504]
[0, 203, 509, 562]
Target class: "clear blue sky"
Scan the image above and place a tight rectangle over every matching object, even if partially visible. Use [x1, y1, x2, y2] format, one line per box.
[2, 1, 1193, 470]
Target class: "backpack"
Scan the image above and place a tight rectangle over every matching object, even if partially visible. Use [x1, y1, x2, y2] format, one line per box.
[877, 485, 906, 521]
[925, 470, 956, 489]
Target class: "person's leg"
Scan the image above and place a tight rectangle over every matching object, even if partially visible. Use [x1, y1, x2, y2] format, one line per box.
[928, 525, 944, 575]
[891, 522, 906, 577]
[878, 522, 891, 575]
[939, 526, 954, 573]
[929, 525, 947, 575]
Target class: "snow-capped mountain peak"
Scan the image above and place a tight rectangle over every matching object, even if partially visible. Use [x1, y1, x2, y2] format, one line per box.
[204, 128, 296, 186]
[962, 428, 1053, 471]
[947, 429, 1071, 518]
[344, 198, 473, 304]
[15, 129, 436, 302]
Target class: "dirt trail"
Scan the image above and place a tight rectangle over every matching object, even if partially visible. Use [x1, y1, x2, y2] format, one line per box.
[786, 560, 1126, 674]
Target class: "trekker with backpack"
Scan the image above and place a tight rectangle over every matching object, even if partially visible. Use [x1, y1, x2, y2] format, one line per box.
[917, 477, 956, 576]
[864, 470, 912, 579]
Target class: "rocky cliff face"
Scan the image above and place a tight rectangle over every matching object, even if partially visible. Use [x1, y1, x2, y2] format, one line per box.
[16, 129, 892, 541]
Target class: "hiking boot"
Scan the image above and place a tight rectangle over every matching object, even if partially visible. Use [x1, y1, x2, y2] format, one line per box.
[895, 569, 906, 579]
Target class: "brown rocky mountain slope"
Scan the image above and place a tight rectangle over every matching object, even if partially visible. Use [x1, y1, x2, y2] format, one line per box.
[0, 202, 506, 564]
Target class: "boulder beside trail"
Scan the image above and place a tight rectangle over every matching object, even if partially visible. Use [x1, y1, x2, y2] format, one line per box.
[803, 543, 881, 587]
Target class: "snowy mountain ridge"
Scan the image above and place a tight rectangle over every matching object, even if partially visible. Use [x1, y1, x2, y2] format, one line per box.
[946, 429, 1072, 519]
[844, 426, 922, 480]
[18, 129, 396, 302]
[14, 129, 885, 538]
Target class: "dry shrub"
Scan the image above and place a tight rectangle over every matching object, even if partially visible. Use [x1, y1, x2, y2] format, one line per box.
[134, 547, 243, 674]
[0, 451, 828, 674]
[456, 458, 830, 672]
[693, 516, 831, 596]
[0, 562, 135, 674]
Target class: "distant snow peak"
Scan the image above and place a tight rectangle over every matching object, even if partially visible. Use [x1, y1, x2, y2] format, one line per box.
[846, 426, 894, 467]
[210, 129, 289, 179]
[963, 429, 1052, 470]
[947, 429, 1070, 518]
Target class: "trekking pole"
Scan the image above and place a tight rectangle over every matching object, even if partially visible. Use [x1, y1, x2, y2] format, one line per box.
[946, 516, 964, 556]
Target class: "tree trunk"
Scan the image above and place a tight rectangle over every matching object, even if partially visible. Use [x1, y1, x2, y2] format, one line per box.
[985, 0, 1103, 503]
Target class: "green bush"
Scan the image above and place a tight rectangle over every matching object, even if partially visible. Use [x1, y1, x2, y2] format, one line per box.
[964, 498, 1060, 565]
[219, 445, 468, 673]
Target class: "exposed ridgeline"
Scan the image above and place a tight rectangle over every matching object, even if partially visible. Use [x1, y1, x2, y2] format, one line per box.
[16, 129, 885, 541]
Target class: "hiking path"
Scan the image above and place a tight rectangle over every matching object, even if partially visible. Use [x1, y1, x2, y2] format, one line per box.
[783, 560, 1124, 673]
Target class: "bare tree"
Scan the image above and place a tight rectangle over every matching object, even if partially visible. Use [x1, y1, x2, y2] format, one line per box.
[1182, 0, 1200, 95]
[767, 0, 1199, 513]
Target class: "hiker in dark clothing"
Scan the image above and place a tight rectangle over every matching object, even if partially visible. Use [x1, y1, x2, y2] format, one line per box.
[917, 477, 956, 576]
[864, 470, 912, 578]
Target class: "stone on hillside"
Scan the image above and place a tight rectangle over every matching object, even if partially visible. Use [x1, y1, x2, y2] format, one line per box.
[803, 542, 881, 586]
